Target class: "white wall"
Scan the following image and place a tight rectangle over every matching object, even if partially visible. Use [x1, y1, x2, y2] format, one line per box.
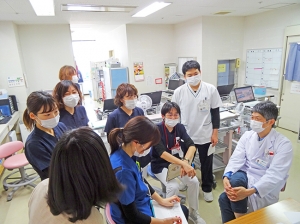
[17, 24, 75, 93]
[202, 16, 245, 86]
[174, 17, 203, 73]
[126, 24, 175, 93]
[242, 4, 300, 103]
[0, 22, 28, 116]
[106, 25, 129, 69]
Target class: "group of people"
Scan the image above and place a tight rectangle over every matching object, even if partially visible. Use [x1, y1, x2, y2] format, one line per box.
[23, 60, 293, 224]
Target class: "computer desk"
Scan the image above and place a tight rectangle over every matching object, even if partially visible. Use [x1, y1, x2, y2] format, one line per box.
[0, 112, 20, 176]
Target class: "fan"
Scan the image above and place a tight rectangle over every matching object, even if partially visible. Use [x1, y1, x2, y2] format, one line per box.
[137, 95, 152, 115]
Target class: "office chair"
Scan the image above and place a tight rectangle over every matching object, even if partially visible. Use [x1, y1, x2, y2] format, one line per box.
[104, 203, 116, 224]
[0, 141, 39, 201]
[96, 98, 118, 120]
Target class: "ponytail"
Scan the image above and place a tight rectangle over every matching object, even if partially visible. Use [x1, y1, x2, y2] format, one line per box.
[23, 108, 35, 131]
[108, 128, 123, 154]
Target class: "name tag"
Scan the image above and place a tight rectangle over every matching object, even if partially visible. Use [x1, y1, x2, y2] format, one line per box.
[256, 158, 268, 167]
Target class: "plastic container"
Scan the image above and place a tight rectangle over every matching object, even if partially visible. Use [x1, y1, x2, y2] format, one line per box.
[0, 89, 8, 99]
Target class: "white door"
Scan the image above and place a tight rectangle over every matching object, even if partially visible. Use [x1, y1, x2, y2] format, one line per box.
[278, 34, 300, 132]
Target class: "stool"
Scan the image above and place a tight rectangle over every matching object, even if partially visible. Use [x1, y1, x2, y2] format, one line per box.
[0, 141, 39, 201]
[147, 165, 186, 204]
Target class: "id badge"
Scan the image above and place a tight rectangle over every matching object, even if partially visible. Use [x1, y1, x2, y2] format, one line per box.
[171, 145, 180, 155]
[255, 158, 268, 167]
[198, 101, 209, 112]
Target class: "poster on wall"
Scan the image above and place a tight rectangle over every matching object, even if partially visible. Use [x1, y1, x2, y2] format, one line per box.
[134, 62, 145, 82]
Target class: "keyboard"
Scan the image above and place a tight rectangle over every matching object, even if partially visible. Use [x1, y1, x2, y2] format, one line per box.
[164, 90, 174, 94]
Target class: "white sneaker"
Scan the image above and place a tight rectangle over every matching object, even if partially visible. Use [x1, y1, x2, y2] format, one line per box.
[203, 191, 213, 202]
[179, 182, 188, 191]
[189, 209, 206, 224]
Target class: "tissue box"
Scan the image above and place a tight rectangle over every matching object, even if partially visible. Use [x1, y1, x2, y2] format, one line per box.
[254, 86, 266, 95]
[0, 89, 8, 99]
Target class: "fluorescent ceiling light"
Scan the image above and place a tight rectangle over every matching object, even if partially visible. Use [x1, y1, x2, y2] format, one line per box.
[260, 3, 295, 9]
[132, 2, 171, 17]
[61, 4, 136, 12]
[29, 0, 55, 16]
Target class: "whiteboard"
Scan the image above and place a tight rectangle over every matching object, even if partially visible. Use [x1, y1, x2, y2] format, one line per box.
[245, 48, 282, 89]
[178, 57, 197, 74]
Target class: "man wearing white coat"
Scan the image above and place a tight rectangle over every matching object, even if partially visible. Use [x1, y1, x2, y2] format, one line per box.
[218, 101, 293, 223]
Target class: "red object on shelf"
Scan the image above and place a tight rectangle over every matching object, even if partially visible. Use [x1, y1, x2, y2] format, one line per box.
[100, 81, 106, 101]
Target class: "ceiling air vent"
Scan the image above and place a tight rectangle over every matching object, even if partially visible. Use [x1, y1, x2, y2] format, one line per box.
[214, 11, 231, 15]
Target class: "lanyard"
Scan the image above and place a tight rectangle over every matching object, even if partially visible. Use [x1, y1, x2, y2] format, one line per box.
[163, 122, 177, 150]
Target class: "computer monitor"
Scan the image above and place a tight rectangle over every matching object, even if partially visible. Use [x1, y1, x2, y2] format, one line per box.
[168, 79, 180, 91]
[217, 84, 235, 96]
[234, 86, 255, 103]
[141, 91, 162, 106]
[103, 98, 118, 112]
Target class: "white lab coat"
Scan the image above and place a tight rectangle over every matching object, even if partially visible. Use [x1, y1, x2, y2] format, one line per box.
[224, 129, 293, 212]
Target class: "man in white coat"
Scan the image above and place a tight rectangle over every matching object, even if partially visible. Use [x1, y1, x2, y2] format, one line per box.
[218, 101, 293, 223]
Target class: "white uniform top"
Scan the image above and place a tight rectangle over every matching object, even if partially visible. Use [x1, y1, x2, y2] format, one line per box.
[28, 179, 103, 224]
[224, 129, 293, 212]
[172, 81, 222, 144]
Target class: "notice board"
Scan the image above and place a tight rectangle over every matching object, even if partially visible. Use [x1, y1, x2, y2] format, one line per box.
[245, 48, 282, 89]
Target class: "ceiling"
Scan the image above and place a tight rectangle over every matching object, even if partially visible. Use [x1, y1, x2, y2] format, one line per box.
[1, 0, 299, 40]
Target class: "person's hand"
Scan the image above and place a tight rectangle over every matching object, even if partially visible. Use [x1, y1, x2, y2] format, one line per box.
[211, 132, 218, 147]
[181, 162, 196, 178]
[180, 167, 187, 177]
[161, 216, 182, 223]
[223, 177, 232, 192]
[228, 187, 250, 202]
[159, 195, 180, 207]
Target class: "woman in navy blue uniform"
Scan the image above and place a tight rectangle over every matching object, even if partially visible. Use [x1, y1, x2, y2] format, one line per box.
[24, 91, 67, 180]
[109, 116, 187, 224]
[53, 80, 89, 129]
[104, 83, 144, 138]
[151, 102, 206, 224]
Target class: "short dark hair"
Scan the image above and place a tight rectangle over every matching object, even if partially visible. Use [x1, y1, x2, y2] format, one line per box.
[161, 101, 181, 116]
[252, 101, 278, 127]
[114, 83, 138, 107]
[47, 127, 123, 222]
[23, 91, 57, 130]
[109, 116, 160, 154]
[52, 80, 83, 109]
[182, 60, 201, 75]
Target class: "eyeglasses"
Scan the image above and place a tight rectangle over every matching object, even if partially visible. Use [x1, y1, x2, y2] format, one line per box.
[165, 113, 179, 118]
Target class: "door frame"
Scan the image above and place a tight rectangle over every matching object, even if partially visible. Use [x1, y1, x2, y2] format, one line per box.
[278, 25, 300, 105]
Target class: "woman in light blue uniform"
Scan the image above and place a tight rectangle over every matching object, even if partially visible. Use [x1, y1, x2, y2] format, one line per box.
[109, 116, 187, 224]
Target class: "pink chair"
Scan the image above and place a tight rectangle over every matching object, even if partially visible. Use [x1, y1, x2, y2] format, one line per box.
[104, 203, 116, 224]
[0, 141, 39, 201]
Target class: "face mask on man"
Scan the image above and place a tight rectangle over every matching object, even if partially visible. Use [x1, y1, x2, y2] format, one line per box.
[250, 120, 267, 133]
[63, 94, 80, 108]
[36, 114, 60, 129]
[124, 99, 137, 110]
[72, 75, 79, 83]
[134, 147, 151, 157]
[165, 118, 179, 128]
[186, 73, 201, 86]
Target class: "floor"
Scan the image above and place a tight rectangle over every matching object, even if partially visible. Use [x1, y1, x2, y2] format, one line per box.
[0, 95, 299, 224]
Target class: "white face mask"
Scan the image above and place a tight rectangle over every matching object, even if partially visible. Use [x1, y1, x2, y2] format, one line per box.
[250, 120, 266, 133]
[63, 94, 80, 108]
[124, 99, 137, 110]
[36, 114, 60, 129]
[134, 147, 151, 157]
[72, 75, 79, 83]
[186, 74, 201, 86]
[165, 118, 179, 128]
